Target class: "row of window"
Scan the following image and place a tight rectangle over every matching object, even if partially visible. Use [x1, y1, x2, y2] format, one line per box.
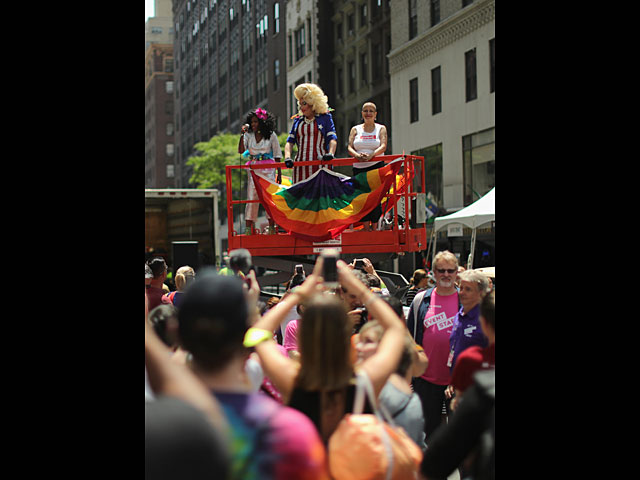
[409, 0, 475, 40]
[411, 126, 495, 210]
[334, 39, 389, 98]
[409, 38, 494, 122]
[335, 0, 387, 43]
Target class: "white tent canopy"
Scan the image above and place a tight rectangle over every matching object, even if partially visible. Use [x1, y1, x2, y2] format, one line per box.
[430, 188, 495, 269]
[434, 187, 495, 231]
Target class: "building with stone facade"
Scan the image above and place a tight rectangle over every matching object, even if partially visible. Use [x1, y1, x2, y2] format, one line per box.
[388, 0, 494, 267]
[388, 0, 494, 213]
[329, 0, 392, 157]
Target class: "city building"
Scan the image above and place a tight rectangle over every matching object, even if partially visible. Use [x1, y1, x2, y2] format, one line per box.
[145, 0, 175, 53]
[171, 0, 287, 188]
[329, 0, 392, 157]
[388, 0, 495, 266]
[145, 0, 176, 188]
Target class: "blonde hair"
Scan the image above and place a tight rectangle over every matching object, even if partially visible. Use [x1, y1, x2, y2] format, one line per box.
[433, 250, 459, 270]
[294, 83, 330, 115]
[358, 320, 416, 377]
[175, 265, 196, 291]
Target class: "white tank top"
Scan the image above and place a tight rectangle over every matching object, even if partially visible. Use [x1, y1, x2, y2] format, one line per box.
[352, 123, 383, 169]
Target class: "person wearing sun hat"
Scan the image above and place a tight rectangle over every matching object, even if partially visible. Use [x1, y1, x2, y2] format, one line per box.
[238, 107, 283, 235]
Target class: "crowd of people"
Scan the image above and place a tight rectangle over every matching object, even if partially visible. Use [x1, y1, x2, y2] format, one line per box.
[145, 249, 495, 479]
[146, 82, 494, 479]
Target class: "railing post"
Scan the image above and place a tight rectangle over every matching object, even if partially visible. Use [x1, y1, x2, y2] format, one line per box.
[226, 165, 234, 240]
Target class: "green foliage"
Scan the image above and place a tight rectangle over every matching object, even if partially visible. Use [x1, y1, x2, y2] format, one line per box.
[187, 133, 241, 194]
[187, 132, 290, 198]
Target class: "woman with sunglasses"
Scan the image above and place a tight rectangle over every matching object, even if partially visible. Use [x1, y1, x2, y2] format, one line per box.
[284, 83, 338, 184]
[405, 250, 461, 446]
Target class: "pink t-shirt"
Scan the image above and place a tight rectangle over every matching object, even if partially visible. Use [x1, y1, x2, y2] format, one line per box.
[420, 289, 459, 385]
[284, 319, 299, 353]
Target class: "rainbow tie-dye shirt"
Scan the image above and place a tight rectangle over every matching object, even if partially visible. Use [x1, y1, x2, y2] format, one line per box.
[214, 391, 329, 480]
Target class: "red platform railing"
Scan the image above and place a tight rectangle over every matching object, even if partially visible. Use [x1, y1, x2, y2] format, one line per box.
[225, 154, 426, 256]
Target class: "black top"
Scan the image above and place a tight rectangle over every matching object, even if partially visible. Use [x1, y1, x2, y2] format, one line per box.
[288, 379, 374, 444]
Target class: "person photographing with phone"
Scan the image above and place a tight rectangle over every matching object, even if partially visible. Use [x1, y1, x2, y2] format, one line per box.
[245, 250, 407, 444]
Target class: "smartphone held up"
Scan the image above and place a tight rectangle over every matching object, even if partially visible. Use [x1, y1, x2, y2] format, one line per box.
[320, 248, 339, 289]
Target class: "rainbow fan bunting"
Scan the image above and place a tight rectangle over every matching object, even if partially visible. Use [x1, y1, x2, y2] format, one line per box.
[251, 158, 404, 241]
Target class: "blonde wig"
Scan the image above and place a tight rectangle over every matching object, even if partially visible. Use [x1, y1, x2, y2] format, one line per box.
[294, 83, 330, 116]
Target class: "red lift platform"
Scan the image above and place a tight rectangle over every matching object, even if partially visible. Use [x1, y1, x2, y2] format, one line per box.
[226, 154, 427, 258]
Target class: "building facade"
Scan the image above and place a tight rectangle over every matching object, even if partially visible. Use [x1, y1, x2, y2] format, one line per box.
[388, 0, 494, 212]
[172, 0, 287, 188]
[388, 0, 495, 268]
[330, 0, 392, 157]
[145, 44, 176, 188]
[146, 0, 177, 189]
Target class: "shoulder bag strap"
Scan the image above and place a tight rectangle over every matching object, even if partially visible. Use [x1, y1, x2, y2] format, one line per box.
[412, 289, 429, 340]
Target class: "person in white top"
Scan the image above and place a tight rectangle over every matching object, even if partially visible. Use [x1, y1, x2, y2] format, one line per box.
[238, 108, 283, 234]
[347, 102, 389, 231]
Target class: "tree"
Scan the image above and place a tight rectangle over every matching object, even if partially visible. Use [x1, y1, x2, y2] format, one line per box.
[186, 132, 290, 222]
[187, 132, 290, 194]
[187, 133, 242, 195]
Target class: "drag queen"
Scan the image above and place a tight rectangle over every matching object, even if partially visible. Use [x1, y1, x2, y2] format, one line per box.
[238, 108, 282, 234]
[284, 83, 338, 184]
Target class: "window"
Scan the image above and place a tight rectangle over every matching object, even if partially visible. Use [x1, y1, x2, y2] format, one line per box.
[430, 0, 440, 27]
[165, 81, 174, 94]
[465, 48, 477, 102]
[462, 128, 495, 206]
[431, 66, 441, 115]
[256, 70, 267, 101]
[289, 85, 295, 117]
[166, 164, 175, 178]
[348, 61, 356, 93]
[295, 25, 306, 61]
[166, 123, 174, 136]
[274, 3, 280, 33]
[348, 13, 354, 36]
[409, 78, 419, 123]
[489, 38, 495, 93]
[360, 53, 368, 85]
[360, 4, 367, 27]
[336, 21, 342, 42]
[409, 0, 417, 40]
[412, 144, 443, 209]
[372, 43, 381, 81]
[308, 18, 312, 51]
[274, 59, 280, 90]
[166, 143, 175, 157]
[337, 68, 344, 98]
[288, 34, 293, 66]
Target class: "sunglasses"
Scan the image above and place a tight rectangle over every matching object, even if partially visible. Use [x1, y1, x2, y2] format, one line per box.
[435, 268, 457, 274]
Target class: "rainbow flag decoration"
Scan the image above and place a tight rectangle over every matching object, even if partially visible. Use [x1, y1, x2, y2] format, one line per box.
[251, 158, 404, 241]
[381, 159, 415, 214]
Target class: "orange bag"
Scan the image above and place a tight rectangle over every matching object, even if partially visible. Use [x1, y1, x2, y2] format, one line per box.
[328, 371, 423, 480]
